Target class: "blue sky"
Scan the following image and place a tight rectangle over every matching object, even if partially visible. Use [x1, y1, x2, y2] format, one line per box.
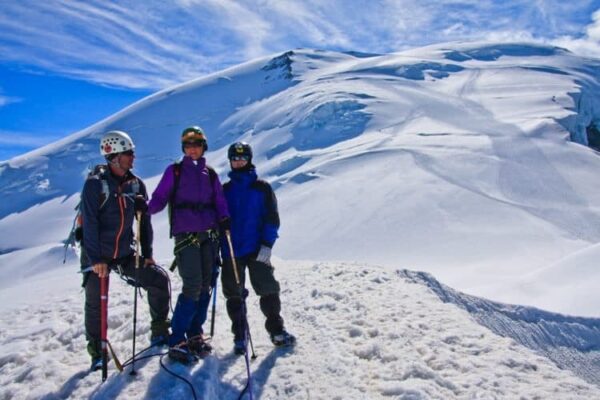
[1, 0, 600, 161]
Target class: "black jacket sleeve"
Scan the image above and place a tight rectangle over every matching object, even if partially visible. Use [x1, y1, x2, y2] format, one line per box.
[81, 178, 103, 265]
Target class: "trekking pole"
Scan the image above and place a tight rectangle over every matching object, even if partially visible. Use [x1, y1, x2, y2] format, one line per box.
[223, 235, 256, 358]
[225, 232, 242, 293]
[225, 231, 254, 400]
[210, 265, 219, 338]
[100, 275, 109, 382]
[130, 211, 142, 376]
[246, 310, 257, 360]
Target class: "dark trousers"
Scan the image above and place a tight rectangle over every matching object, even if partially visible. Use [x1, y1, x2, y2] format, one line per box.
[221, 256, 284, 338]
[175, 234, 214, 300]
[169, 233, 216, 345]
[84, 254, 170, 343]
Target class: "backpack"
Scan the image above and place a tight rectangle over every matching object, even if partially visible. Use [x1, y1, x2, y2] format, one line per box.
[62, 164, 140, 262]
[167, 161, 218, 238]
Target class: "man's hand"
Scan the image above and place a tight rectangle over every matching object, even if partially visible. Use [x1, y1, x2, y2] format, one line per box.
[256, 245, 272, 265]
[134, 195, 148, 214]
[219, 217, 231, 232]
[92, 262, 109, 278]
[144, 257, 156, 267]
[74, 226, 83, 242]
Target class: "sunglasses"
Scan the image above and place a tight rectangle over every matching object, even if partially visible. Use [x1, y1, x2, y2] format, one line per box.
[230, 155, 250, 161]
[183, 141, 205, 148]
[120, 150, 135, 156]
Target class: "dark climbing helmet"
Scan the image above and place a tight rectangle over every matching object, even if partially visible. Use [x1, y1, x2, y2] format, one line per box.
[181, 126, 207, 151]
[227, 142, 253, 162]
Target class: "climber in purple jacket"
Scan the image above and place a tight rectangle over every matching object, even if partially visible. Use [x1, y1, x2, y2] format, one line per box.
[148, 126, 230, 364]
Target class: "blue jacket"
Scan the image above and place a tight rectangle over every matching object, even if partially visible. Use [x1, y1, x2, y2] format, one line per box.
[82, 167, 153, 265]
[222, 168, 279, 258]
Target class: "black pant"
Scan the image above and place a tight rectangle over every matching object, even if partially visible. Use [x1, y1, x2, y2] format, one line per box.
[221, 256, 283, 338]
[84, 254, 170, 343]
[174, 233, 215, 300]
[221, 256, 280, 298]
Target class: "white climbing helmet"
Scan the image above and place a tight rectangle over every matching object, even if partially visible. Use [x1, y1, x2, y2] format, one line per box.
[100, 130, 135, 156]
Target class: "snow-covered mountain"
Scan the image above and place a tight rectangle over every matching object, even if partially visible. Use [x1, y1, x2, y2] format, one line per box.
[2, 41, 600, 397]
[2, 41, 600, 316]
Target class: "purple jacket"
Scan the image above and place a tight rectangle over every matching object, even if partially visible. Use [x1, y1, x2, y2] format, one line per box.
[148, 156, 229, 235]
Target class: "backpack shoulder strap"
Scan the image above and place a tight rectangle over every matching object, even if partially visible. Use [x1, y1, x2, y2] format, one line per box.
[173, 161, 182, 187]
[68, 165, 112, 252]
[168, 162, 182, 238]
[87, 164, 111, 209]
[130, 177, 140, 196]
[206, 166, 217, 186]
[99, 179, 110, 209]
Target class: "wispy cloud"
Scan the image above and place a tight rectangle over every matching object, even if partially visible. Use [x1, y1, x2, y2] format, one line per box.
[0, 96, 18, 107]
[0, 0, 598, 90]
[0, 89, 21, 107]
[552, 9, 600, 58]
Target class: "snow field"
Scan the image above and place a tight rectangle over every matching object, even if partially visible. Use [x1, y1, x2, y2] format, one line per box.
[1, 257, 597, 399]
[281, 261, 598, 399]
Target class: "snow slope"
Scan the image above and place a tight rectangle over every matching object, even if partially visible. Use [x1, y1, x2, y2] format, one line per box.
[403, 270, 600, 385]
[0, 256, 598, 399]
[2, 42, 600, 318]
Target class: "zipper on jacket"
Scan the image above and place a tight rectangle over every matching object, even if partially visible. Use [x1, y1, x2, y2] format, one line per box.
[112, 188, 126, 259]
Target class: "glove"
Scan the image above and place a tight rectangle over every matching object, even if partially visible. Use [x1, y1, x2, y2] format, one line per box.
[219, 217, 231, 232]
[74, 226, 83, 242]
[134, 195, 148, 214]
[256, 245, 272, 265]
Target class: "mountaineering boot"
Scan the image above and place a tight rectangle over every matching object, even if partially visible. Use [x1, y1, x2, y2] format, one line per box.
[187, 335, 212, 358]
[150, 319, 171, 347]
[270, 330, 296, 347]
[168, 341, 198, 365]
[89, 353, 111, 372]
[233, 339, 246, 356]
[87, 339, 105, 371]
[90, 357, 103, 372]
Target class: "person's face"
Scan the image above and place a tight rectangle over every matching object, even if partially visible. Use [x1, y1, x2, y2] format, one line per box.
[230, 156, 249, 170]
[184, 142, 205, 160]
[116, 149, 135, 171]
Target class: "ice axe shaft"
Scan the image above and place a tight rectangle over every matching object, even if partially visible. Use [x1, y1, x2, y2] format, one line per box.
[130, 211, 142, 376]
[100, 275, 108, 382]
